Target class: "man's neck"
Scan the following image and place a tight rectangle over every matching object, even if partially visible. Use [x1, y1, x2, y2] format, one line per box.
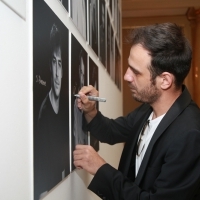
[49, 89, 60, 114]
[150, 89, 182, 120]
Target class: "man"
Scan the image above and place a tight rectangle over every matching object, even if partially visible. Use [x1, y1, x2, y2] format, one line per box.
[73, 23, 200, 200]
[73, 50, 88, 145]
[39, 24, 63, 116]
[36, 24, 68, 199]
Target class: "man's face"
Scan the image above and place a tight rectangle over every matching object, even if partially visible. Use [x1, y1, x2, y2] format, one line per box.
[124, 44, 161, 104]
[50, 46, 62, 98]
[79, 57, 85, 88]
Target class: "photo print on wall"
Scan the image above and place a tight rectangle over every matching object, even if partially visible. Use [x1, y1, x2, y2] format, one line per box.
[107, 13, 111, 75]
[99, 0, 106, 67]
[33, 0, 122, 197]
[109, 0, 113, 16]
[114, 0, 118, 35]
[110, 25, 115, 81]
[59, 0, 68, 12]
[33, 0, 69, 199]
[115, 2, 121, 45]
[71, 34, 88, 169]
[89, 57, 99, 151]
[71, 0, 87, 40]
[115, 39, 121, 90]
[89, 0, 98, 55]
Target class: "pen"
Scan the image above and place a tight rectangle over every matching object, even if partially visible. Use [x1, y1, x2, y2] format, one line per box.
[74, 94, 106, 102]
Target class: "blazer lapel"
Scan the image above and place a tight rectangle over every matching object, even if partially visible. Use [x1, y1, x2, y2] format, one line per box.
[135, 86, 192, 185]
[118, 106, 152, 176]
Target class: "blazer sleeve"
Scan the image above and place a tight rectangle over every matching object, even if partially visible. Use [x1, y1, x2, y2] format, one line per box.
[83, 104, 150, 145]
[88, 129, 200, 200]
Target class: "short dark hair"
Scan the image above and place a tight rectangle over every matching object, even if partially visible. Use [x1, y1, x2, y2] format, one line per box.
[128, 23, 192, 88]
[50, 23, 61, 54]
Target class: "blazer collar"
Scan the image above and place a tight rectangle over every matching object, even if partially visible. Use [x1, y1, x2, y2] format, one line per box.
[118, 104, 152, 176]
[135, 85, 192, 184]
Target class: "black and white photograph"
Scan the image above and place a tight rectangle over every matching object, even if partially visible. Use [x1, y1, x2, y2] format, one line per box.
[115, 39, 121, 90]
[106, 12, 111, 74]
[59, 0, 68, 12]
[89, 57, 99, 151]
[71, 34, 88, 168]
[89, 0, 98, 55]
[114, 0, 118, 33]
[117, 5, 121, 45]
[112, 0, 115, 19]
[99, 0, 106, 67]
[33, 1, 70, 199]
[71, 0, 87, 40]
[110, 25, 115, 81]
[109, 0, 113, 16]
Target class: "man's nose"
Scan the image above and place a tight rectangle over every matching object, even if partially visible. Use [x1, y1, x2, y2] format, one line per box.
[124, 68, 132, 82]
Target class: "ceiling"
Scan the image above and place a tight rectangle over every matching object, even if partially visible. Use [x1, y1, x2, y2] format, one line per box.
[121, 0, 200, 18]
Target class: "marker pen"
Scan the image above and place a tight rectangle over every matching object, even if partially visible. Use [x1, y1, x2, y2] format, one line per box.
[74, 94, 106, 102]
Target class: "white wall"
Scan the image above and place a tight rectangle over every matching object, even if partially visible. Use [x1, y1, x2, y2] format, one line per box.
[0, 0, 33, 199]
[0, 0, 123, 199]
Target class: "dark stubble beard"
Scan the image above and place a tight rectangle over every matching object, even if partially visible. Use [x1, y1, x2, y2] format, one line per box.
[132, 81, 161, 104]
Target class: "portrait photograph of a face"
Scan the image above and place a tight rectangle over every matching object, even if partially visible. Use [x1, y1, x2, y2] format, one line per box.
[33, 0, 70, 199]
[70, 0, 87, 40]
[89, 57, 99, 151]
[99, 0, 106, 67]
[71, 34, 88, 169]
[89, 0, 98, 55]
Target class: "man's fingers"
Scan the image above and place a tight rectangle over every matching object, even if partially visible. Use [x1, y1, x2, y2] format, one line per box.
[75, 144, 91, 150]
[73, 154, 83, 161]
[79, 85, 96, 95]
[73, 145, 106, 175]
[74, 160, 83, 169]
[73, 145, 92, 157]
[78, 92, 89, 104]
[73, 145, 94, 163]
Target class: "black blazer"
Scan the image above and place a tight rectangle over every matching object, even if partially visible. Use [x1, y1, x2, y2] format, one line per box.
[86, 86, 200, 200]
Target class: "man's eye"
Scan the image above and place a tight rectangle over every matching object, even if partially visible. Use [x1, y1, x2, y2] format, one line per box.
[129, 67, 139, 75]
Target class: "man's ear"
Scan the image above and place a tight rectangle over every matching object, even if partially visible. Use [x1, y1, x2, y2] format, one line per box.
[160, 72, 174, 90]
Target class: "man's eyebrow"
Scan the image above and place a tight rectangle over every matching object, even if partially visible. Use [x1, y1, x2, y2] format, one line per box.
[128, 64, 141, 74]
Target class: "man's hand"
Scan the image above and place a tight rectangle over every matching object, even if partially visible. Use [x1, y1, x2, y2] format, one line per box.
[73, 145, 106, 175]
[76, 85, 98, 123]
